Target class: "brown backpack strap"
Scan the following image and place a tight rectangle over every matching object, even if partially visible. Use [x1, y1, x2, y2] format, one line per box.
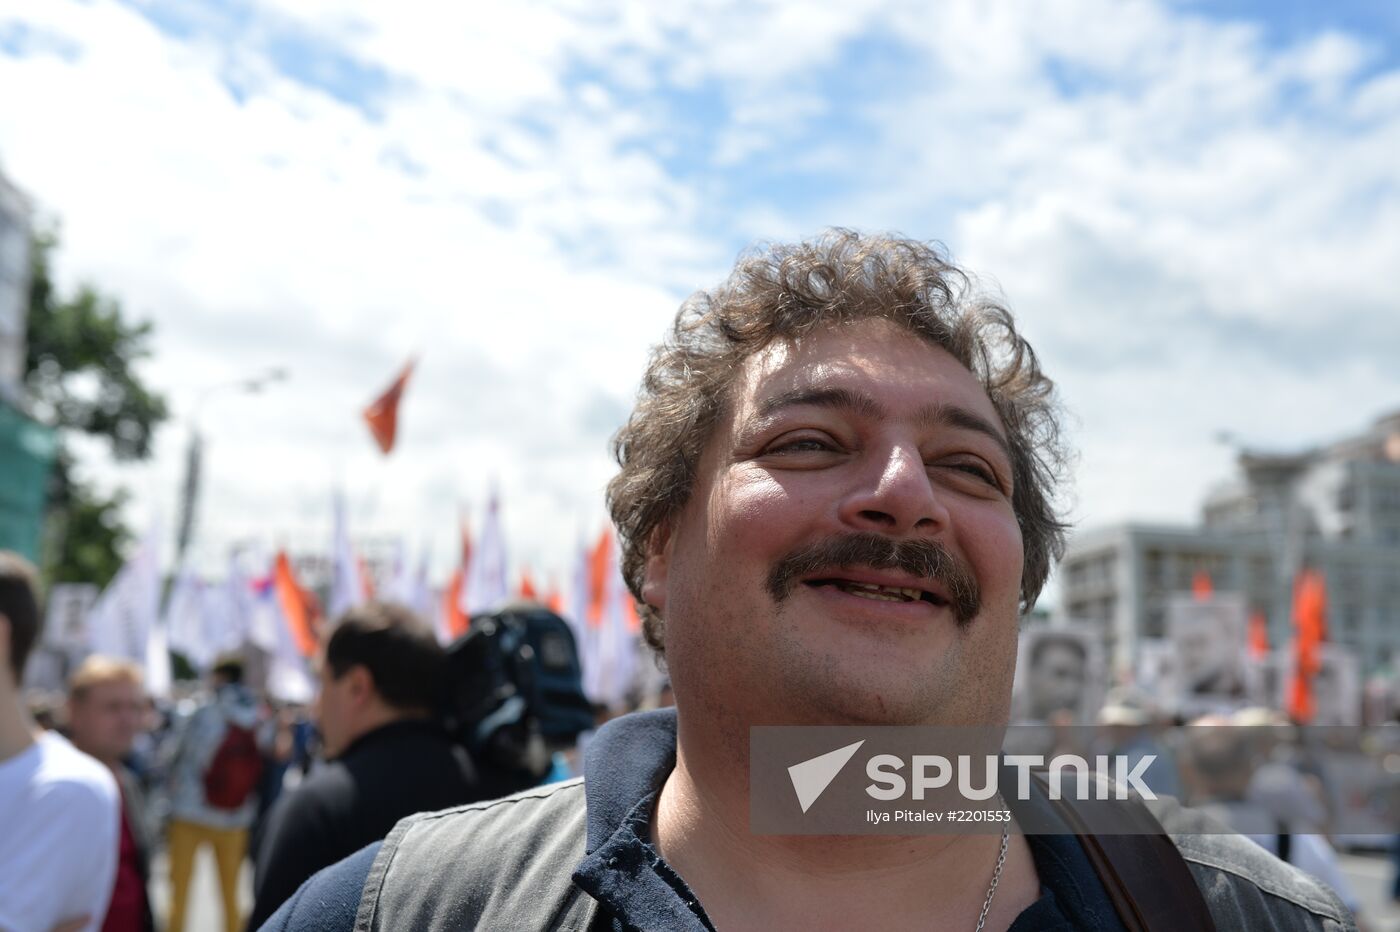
[1031, 773, 1217, 932]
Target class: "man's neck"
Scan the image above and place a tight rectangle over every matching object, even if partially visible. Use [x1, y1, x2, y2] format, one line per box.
[338, 707, 430, 758]
[653, 709, 1041, 931]
[0, 687, 38, 763]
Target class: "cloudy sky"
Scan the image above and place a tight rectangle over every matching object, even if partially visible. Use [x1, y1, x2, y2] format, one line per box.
[2, 0, 1398, 600]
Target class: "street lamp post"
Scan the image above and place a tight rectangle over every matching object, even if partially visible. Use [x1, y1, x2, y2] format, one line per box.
[173, 367, 288, 568]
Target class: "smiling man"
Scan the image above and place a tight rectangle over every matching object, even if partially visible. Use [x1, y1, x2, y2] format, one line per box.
[263, 231, 1356, 931]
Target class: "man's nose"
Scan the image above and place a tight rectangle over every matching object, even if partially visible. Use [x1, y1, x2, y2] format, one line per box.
[837, 442, 949, 536]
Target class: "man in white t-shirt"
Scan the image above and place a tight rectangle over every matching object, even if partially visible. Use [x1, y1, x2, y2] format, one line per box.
[0, 552, 119, 932]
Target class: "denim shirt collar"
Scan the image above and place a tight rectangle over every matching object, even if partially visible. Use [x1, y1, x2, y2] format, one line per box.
[570, 707, 1124, 932]
[571, 708, 714, 929]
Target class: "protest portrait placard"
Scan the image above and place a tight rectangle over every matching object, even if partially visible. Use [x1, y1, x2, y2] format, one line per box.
[42, 583, 98, 650]
[1134, 638, 1178, 716]
[1012, 624, 1102, 724]
[1169, 593, 1248, 713]
[1313, 646, 1361, 726]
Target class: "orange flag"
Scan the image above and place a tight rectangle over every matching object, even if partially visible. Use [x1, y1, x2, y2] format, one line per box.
[518, 567, 538, 601]
[546, 583, 563, 615]
[443, 569, 470, 641]
[1287, 568, 1328, 723]
[1247, 609, 1269, 659]
[588, 529, 612, 628]
[273, 551, 319, 658]
[362, 358, 416, 454]
[1191, 569, 1213, 601]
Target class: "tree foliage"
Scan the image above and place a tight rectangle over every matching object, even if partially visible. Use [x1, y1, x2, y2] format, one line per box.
[24, 230, 168, 587]
[25, 232, 167, 458]
[44, 453, 131, 586]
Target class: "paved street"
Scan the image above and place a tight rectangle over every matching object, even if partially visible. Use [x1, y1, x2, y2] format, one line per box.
[1343, 850, 1400, 932]
[148, 848, 254, 932]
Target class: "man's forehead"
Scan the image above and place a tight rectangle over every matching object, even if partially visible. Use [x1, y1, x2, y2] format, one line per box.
[82, 679, 140, 701]
[731, 323, 1006, 439]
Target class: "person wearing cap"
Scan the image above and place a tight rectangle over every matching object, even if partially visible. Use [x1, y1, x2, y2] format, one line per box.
[263, 232, 1356, 931]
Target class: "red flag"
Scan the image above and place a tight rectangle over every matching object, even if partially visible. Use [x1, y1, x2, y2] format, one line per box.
[546, 582, 563, 615]
[362, 358, 415, 454]
[1191, 570, 1213, 601]
[1287, 569, 1328, 723]
[518, 567, 538, 601]
[273, 551, 319, 658]
[1247, 609, 1269, 659]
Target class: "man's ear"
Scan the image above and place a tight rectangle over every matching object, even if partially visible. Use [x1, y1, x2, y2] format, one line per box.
[345, 665, 375, 707]
[640, 521, 674, 614]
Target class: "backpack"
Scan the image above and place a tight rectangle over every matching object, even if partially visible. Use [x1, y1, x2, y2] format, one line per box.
[203, 723, 265, 810]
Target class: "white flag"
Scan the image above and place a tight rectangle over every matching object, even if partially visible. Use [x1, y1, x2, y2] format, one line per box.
[387, 540, 434, 622]
[464, 490, 508, 615]
[144, 611, 172, 699]
[164, 565, 211, 670]
[87, 521, 162, 685]
[565, 533, 589, 646]
[329, 491, 367, 620]
[568, 534, 596, 698]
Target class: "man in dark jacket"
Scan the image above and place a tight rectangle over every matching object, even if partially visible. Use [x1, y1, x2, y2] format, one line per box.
[247, 601, 484, 928]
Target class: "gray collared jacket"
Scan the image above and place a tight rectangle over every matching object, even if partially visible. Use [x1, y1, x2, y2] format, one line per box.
[352, 776, 1358, 931]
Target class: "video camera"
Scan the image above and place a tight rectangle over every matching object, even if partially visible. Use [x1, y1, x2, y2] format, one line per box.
[440, 604, 595, 795]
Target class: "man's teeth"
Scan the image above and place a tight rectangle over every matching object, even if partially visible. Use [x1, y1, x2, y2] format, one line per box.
[834, 581, 924, 603]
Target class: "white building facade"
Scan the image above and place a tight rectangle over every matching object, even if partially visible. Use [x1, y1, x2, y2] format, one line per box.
[1060, 409, 1400, 676]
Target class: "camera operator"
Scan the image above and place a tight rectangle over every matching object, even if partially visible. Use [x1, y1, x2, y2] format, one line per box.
[247, 601, 486, 928]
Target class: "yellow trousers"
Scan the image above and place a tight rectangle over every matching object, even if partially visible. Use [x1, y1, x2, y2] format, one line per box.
[166, 818, 247, 932]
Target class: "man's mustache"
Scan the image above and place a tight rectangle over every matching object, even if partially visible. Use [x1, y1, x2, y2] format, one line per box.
[766, 533, 981, 627]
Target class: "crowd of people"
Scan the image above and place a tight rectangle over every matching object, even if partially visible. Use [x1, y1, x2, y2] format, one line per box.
[2, 554, 605, 931]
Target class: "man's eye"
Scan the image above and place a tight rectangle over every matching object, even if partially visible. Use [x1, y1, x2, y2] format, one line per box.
[768, 437, 836, 454]
[939, 461, 998, 486]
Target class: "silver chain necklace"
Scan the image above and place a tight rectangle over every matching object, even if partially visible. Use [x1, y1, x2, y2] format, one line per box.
[973, 825, 1010, 932]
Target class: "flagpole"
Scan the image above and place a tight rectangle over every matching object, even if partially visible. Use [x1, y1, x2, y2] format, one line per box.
[173, 367, 288, 570]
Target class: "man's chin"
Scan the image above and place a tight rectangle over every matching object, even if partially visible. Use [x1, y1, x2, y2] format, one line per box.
[781, 675, 953, 727]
